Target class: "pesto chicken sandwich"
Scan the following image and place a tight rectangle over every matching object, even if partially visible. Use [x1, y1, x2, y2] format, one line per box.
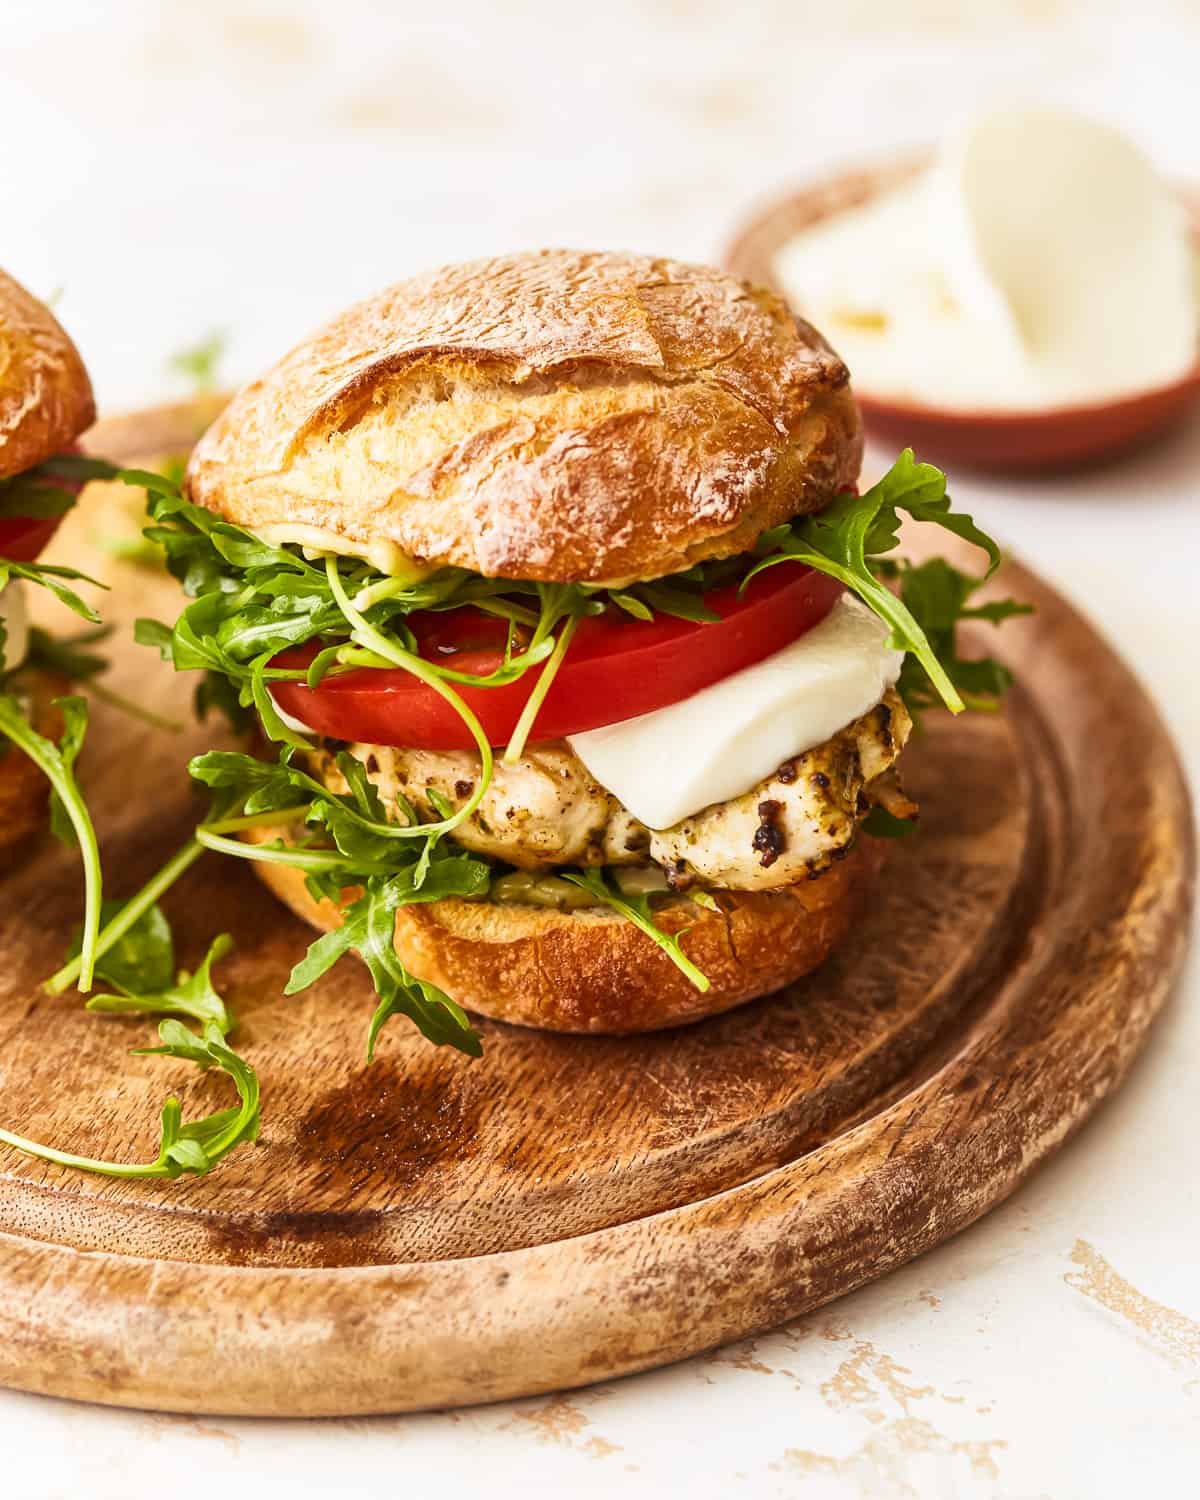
[130, 250, 1022, 1053]
[0, 270, 111, 948]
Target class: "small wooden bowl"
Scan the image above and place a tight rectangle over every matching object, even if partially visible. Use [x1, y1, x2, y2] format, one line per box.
[724, 155, 1200, 471]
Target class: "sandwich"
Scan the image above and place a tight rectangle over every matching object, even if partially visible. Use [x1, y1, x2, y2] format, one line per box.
[122, 250, 1023, 1053]
[0, 270, 108, 921]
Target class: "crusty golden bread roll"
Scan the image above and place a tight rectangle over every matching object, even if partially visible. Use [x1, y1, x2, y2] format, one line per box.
[188, 249, 862, 583]
[0, 271, 95, 480]
[193, 250, 895, 1034]
[245, 825, 881, 1033]
[0, 672, 68, 853]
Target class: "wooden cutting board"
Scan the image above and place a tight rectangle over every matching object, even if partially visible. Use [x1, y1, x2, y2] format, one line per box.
[0, 403, 1191, 1417]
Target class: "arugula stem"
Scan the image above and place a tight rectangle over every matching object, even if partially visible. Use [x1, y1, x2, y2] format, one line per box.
[743, 552, 965, 714]
[204, 805, 313, 834]
[194, 825, 395, 874]
[0, 1127, 175, 1178]
[503, 613, 578, 764]
[44, 837, 205, 995]
[471, 597, 541, 629]
[334, 637, 553, 689]
[324, 556, 495, 834]
[85, 679, 183, 734]
[562, 870, 711, 992]
[192, 822, 399, 876]
[0, 704, 103, 991]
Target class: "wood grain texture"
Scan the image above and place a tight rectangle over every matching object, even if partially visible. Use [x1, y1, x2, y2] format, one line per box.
[0, 402, 1190, 1416]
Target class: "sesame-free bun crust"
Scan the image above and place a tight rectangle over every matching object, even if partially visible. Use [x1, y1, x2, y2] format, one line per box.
[246, 827, 880, 1033]
[0, 672, 67, 855]
[188, 250, 861, 583]
[0, 271, 94, 481]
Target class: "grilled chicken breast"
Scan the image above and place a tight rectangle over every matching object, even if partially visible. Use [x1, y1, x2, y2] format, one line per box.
[648, 691, 911, 889]
[300, 689, 911, 892]
[305, 741, 647, 870]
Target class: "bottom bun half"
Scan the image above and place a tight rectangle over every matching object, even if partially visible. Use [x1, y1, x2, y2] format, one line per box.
[246, 828, 884, 1034]
[0, 672, 68, 856]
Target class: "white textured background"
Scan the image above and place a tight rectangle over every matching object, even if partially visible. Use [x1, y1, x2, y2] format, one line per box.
[2, 2, 1199, 1496]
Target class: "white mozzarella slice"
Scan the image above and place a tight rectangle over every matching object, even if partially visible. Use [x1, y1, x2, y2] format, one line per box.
[567, 595, 903, 830]
[272, 700, 320, 736]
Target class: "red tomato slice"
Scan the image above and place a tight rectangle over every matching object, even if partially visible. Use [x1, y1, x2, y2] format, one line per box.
[0, 453, 85, 562]
[271, 560, 843, 750]
[0, 514, 65, 563]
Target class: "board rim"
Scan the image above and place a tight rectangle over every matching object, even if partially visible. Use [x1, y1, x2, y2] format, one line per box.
[0, 405, 1190, 1417]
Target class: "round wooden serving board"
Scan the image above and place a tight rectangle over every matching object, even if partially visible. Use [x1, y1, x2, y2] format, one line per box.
[0, 404, 1192, 1417]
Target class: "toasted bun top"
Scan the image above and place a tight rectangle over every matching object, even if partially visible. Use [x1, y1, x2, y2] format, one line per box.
[188, 249, 861, 582]
[0, 271, 95, 482]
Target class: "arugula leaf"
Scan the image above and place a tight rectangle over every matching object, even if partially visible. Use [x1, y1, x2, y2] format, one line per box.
[24, 625, 110, 683]
[890, 556, 1032, 718]
[0, 558, 104, 624]
[284, 876, 483, 1058]
[0, 453, 117, 521]
[632, 582, 720, 624]
[608, 590, 654, 622]
[0, 1019, 258, 1180]
[855, 448, 1002, 571]
[87, 931, 236, 1036]
[0, 692, 102, 988]
[187, 742, 492, 1055]
[0, 480, 75, 520]
[192, 744, 490, 897]
[188, 746, 299, 810]
[561, 868, 710, 993]
[68, 899, 234, 1033]
[134, 617, 176, 661]
[67, 898, 175, 992]
[192, 741, 496, 867]
[44, 837, 208, 997]
[743, 450, 1014, 715]
[18, 906, 254, 1181]
[46, 696, 88, 846]
[35, 454, 120, 486]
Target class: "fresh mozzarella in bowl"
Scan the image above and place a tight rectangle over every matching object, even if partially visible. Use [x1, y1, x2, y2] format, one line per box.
[774, 108, 1199, 411]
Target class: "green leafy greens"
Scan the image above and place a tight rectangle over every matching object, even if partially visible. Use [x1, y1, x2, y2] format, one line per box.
[284, 877, 483, 1060]
[0, 456, 262, 1184]
[561, 868, 711, 993]
[81, 901, 236, 1035]
[878, 554, 1033, 719]
[0, 450, 197, 1003]
[0, 454, 118, 625]
[743, 449, 1021, 717]
[0, 692, 103, 987]
[0, 913, 259, 1180]
[0, 1024, 258, 1180]
[0, 454, 170, 989]
[87, 450, 1025, 1046]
